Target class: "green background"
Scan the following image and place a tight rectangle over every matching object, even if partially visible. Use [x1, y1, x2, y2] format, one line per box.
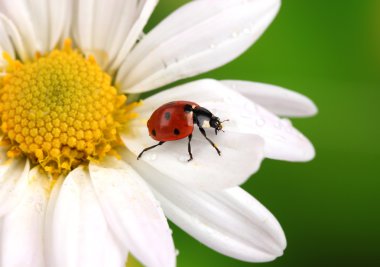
[138, 0, 380, 266]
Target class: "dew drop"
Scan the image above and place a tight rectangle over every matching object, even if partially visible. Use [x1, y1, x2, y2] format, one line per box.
[241, 105, 252, 118]
[137, 32, 146, 42]
[231, 32, 239, 38]
[297, 132, 306, 140]
[248, 22, 256, 31]
[146, 153, 157, 161]
[274, 120, 282, 129]
[285, 126, 293, 134]
[209, 43, 217, 49]
[255, 118, 265, 127]
[243, 28, 251, 34]
[282, 119, 293, 127]
[241, 113, 251, 119]
[175, 249, 180, 256]
[35, 202, 43, 213]
[302, 149, 311, 158]
[178, 155, 188, 162]
[274, 135, 286, 142]
[161, 61, 168, 69]
[223, 96, 233, 104]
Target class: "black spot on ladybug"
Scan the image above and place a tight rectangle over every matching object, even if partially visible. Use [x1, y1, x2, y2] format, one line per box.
[173, 128, 180, 135]
[184, 104, 192, 113]
[164, 112, 171, 120]
[151, 129, 157, 136]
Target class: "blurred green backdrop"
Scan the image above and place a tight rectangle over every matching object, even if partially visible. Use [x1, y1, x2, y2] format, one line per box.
[138, 0, 380, 266]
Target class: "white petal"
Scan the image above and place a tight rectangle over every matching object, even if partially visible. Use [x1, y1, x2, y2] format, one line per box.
[45, 166, 127, 267]
[0, 167, 48, 267]
[0, 157, 30, 216]
[123, 79, 312, 188]
[43, 173, 64, 265]
[72, 0, 157, 71]
[127, 153, 286, 262]
[47, 0, 73, 49]
[106, 0, 158, 73]
[117, 0, 281, 93]
[121, 79, 267, 189]
[122, 130, 264, 190]
[0, 14, 28, 62]
[103, 234, 127, 267]
[89, 158, 176, 267]
[222, 80, 318, 117]
[0, 1, 39, 58]
[0, 0, 71, 56]
[0, 17, 15, 67]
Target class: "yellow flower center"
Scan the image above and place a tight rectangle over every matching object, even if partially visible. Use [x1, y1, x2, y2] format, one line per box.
[0, 40, 132, 177]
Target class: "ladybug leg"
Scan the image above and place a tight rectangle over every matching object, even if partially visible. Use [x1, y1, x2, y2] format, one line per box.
[187, 134, 193, 162]
[198, 127, 221, 156]
[137, 141, 165, 160]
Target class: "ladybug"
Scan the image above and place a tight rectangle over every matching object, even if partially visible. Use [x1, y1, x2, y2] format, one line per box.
[137, 101, 227, 161]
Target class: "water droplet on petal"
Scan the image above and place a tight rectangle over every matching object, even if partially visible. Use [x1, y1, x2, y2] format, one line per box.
[209, 43, 217, 49]
[282, 119, 293, 127]
[137, 32, 146, 42]
[178, 155, 188, 162]
[35, 202, 43, 213]
[256, 118, 265, 127]
[175, 249, 180, 256]
[153, 200, 161, 208]
[249, 22, 255, 31]
[285, 126, 293, 134]
[232, 32, 239, 38]
[146, 153, 157, 161]
[223, 96, 233, 104]
[243, 28, 251, 34]
[297, 132, 306, 140]
[274, 135, 286, 142]
[241, 104, 252, 119]
[274, 120, 282, 129]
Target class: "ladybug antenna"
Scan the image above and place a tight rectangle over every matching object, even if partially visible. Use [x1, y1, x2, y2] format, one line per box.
[215, 119, 230, 134]
[212, 118, 229, 135]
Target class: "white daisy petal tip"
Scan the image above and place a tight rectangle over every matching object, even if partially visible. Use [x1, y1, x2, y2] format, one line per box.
[45, 166, 127, 267]
[0, 166, 48, 267]
[0, 157, 31, 217]
[89, 158, 176, 267]
[138, 160, 287, 263]
[72, 0, 158, 72]
[222, 80, 318, 118]
[117, 0, 283, 93]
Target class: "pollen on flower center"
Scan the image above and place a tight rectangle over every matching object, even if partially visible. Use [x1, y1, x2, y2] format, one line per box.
[0, 40, 130, 177]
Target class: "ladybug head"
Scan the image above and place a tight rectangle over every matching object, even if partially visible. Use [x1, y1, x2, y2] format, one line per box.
[210, 116, 228, 135]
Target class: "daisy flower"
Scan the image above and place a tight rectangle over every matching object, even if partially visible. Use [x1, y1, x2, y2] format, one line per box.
[0, 0, 316, 267]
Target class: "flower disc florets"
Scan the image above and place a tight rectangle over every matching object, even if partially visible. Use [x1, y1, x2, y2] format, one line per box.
[0, 41, 129, 177]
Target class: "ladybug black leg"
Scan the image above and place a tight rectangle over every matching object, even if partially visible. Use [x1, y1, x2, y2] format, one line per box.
[187, 134, 193, 162]
[137, 141, 165, 160]
[198, 127, 221, 156]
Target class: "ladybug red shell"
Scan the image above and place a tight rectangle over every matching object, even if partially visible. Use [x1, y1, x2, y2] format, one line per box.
[147, 101, 199, 141]
[138, 101, 227, 161]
